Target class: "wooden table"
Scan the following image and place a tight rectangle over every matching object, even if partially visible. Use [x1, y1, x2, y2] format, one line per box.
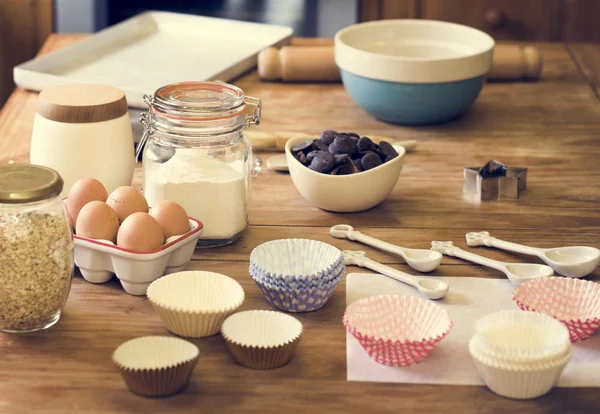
[1, 35, 599, 414]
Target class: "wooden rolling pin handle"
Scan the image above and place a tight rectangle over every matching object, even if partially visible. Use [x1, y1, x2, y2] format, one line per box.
[258, 46, 340, 82]
[258, 44, 543, 82]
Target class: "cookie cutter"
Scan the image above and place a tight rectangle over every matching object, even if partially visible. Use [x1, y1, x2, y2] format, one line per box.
[463, 160, 528, 201]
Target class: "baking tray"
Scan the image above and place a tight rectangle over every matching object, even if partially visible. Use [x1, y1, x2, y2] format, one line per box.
[14, 11, 293, 108]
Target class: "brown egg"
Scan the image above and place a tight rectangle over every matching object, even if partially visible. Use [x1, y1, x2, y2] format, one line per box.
[75, 201, 120, 242]
[149, 200, 191, 238]
[106, 186, 149, 222]
[117, 212, 165, 252]
[66, 178, 108, 226]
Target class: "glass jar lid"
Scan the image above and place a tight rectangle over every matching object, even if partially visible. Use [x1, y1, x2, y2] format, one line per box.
[0, 164, 63, 203]
[154, 81, 245, 115]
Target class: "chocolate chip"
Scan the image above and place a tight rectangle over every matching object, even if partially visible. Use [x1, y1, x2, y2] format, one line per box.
[334, 154, 350, 165]
[379, 141, 398, 158]
[320, 130, 337, 146]
[315, 140, 329, 151]
[338, 158, 359, 175]
[343, 132, 360, 139]
[361, 152, 383, 171]
[292, 140, 315, 154]
[308, 152, 335, 173]
[357, 136, 375, 152]
[352, 158, 363, 172]
[329, 135, 358, 156]
[306, 150, 320, 162]
[384, 153, 399, 162]
[296, 151, 308, 165]
[329, 166, 341, 175]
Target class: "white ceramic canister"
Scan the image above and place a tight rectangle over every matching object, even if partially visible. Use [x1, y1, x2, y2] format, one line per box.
[30, 83, 134, 197]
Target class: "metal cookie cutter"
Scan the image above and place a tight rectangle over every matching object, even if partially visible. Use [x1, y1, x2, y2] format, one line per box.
[463, 160, 528, 201]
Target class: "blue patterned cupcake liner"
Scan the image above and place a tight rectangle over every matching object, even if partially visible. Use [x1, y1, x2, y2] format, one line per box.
[253, 276, 341, 313]
[250, 261, 345, 290]
[251, 269, 344, 293]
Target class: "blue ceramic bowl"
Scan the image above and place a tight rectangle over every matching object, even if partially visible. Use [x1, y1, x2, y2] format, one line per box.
[335, 20, 494, 125]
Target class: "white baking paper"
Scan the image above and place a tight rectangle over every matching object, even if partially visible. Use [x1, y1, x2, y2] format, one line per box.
[346, 273, 600, 386]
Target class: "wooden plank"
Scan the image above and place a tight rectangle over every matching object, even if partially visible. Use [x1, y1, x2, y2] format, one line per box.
[562, 0, 600, 42]
[380, 0, 417, 19]
[359, 0, 381, 21]
[568, 43, 600, 100]
[421, 0, 562, 41]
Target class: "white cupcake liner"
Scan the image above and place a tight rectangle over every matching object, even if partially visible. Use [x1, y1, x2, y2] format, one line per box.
[147, 271, 245, 338]
[469, 338, 572, 399]
[513, 277, 600, 342]
[344, 295, 453, 367]
[221, 310, 303, 369]
[113, 336, 199, 397]
[473, 310, 571, 362]
[250, 239, 343, 280]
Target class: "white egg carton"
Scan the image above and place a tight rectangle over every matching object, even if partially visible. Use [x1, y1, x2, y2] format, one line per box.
[73, 218, 203, 295]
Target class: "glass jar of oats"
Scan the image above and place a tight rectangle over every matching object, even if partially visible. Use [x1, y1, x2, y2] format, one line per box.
[0, 164, 73, 333]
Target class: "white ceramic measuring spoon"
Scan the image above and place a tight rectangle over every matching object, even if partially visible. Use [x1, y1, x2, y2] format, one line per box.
[343, 250, 448, 300]
[431, 241, 553, 286]
[466, 231, 600, 278]
[330, 224, 442, 272]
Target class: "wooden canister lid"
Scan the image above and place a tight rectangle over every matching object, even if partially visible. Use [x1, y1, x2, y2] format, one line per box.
[37, 84, 128, 123]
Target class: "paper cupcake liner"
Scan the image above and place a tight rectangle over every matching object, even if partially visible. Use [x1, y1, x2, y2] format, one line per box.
[470, 341, 572, 400]
[251, 266, 345, 292]
[250, 239, 343, 279]
[250, 259, 345, 286]
[344, 295, 453, 367]
[221, 310, 303, 369]
[473, 310, 571, 362]
[513, 277, 600, 342]
[147, 271, 245, 338]
[253, 276, 341, 313]
[113, 336, 199, 397]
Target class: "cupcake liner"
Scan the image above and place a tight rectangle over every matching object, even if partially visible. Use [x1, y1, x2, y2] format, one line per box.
[253, 273, 342, 313]
[221, 310, 303, 369]
[473, 310, 571, 362]
[250, 258, 345, 287]
[344, 295, 453, 367]
[113, 336, 199, 397]
[250, 239, 343, 280]
[469, 338, 572, 399]
[250, 263, 345, 291]
[147, 271, 245, 337]
[513, 277, 600, 342]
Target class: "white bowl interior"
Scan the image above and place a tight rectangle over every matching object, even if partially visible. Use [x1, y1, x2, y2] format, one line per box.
[250, 239, 342, 276]
[338, 20, 493, 60]
[344, 295, 451, 342]
[221, 310, 303, 348]
[147, 271, 244, 312]
[113, 336, 199, 370]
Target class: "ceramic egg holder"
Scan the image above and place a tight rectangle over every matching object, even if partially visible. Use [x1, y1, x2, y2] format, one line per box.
[74, 218, 203, 295]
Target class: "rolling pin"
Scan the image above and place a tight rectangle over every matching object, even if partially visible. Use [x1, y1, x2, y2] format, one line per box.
[258, 44, 543, 82]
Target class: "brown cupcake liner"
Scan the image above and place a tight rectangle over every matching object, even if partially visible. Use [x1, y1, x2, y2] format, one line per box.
[116, 357, 199, 397]
[223, 336, 301, 370]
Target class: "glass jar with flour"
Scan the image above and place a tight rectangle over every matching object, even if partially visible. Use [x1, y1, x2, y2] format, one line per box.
[138, 82, 261, 248]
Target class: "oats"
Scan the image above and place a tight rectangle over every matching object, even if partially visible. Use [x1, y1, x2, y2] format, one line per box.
[0, 212, 73, 331]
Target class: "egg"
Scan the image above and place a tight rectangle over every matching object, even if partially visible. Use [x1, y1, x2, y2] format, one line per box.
[117, 212, 165, 252]
[75, 201, 120, 242]
[149, 200, 191, 238]
[66, 178, 108, 226]
[106, 186, 149, 222]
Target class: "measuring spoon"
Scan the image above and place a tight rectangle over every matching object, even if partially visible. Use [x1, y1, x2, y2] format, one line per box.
[431, 241, 553, 285]
[330, 224, 442, 272]
[466, 231, 600, 278]
[343, 250, 449, 300]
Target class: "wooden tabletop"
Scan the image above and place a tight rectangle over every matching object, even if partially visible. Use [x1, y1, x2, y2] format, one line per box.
[1, 34, 599, 414]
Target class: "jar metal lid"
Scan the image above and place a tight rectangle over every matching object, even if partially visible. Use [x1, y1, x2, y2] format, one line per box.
[0, 164, 64, 203]
[37, 84, 128, 124]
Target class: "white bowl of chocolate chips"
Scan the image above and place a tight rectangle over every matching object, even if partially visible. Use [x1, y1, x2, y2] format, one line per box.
[285, 131, 405, 212]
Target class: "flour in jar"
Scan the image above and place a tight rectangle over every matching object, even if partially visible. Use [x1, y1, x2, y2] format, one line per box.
[144, 148, 247, 240]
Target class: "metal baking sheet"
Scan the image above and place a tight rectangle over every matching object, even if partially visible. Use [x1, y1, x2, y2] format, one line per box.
[14, 11, 293, 108]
